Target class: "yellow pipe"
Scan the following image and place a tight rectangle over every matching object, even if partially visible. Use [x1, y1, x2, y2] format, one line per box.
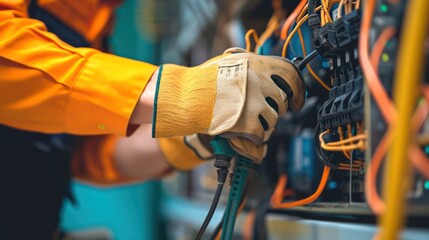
[380, 0, 429, 239]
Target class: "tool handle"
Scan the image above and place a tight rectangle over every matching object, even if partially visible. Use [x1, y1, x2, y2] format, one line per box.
[221, 156, 252, 240]
[210, 136, 235, 157]
[210, 136, 236, 169]
[210, 136, 253, 239]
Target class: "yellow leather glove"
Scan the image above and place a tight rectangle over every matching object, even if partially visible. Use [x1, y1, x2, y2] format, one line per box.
[152, 48, 304, 148]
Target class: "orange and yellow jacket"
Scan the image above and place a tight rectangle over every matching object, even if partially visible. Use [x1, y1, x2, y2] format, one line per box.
[0, 0, 203, 185]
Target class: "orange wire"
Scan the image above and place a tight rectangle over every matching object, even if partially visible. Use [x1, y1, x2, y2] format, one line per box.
[355, 160, 366, 165]
[320, 130, 366, 151]
[271, 166, 331, 208]
[365, 131, 392, 215]
[258, 0, 285, 51]
[321, 4, 326, 26]
[245, 29, 259, 52]
[280, 0, 307, 40]
[338, 0, 345, 19]
[355, 0, 361, 9]
[347, 124, 354, 157]
[338, 126, 352, 159]
[362, 0, 427, 214]
[347, 0, 353, 14]
[282, 15, 309, 57]
[359, 0, 398, 124]
[347, 124, 353, 138]
[337, 167, 361, 172]
[321, 0, 333, 23]
[323, 141, 364, 151]
[370, 27, 396, 72]
[408, 99, 429, 179]
[257, 15, 281, 51]
[360, 1, 397, 215]
[365, 99, 429, 215]
[282, 188, 295, 198]
[325, 134, 366, 145]
[339, 163, 361, 167]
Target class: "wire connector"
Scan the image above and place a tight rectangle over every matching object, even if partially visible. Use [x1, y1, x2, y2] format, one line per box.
[308, 13, 321, 32]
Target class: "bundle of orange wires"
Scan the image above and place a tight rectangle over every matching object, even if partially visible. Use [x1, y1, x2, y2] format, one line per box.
[251, 0, 429, 215]
[281, 0, 338, 90]
[359, 0, 429, 216]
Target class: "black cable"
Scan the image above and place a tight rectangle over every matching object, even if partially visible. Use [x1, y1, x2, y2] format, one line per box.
[308, 0, 317, 14]
[196, 165, 229, 240]
[298, 50, 319, 70]
[195, 179, 225, 240]
[208, 211, 224, 240]
[308, 0, 321, 33]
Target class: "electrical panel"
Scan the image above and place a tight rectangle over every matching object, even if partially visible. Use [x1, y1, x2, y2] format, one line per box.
[250, 0, 429, 232]
[163, 0, 429, 239]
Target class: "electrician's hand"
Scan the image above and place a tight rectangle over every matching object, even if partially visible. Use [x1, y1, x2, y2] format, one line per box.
[151, 48, 305, 146]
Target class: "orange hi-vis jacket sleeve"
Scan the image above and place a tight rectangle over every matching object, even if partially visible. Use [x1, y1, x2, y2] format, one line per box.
[0, 0, 162, 185]
[0, 0, 158, 136]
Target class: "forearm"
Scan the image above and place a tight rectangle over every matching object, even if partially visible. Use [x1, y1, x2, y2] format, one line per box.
[72, 124, 211, 185]
[114, 124, 171, 179]
[72, 126, 170, 185]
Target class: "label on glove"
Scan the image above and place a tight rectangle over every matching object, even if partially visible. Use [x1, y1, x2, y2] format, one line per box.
[218, 60, 247, 81]
[208, 59, 248, 135]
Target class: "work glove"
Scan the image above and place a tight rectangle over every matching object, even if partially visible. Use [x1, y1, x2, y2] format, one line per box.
[152, 48, 304, 162]
[158, 134, 214, 170]
[184, 134, 214, 160]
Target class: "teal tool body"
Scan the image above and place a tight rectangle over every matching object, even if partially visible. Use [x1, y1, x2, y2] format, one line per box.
[210, 136, 253, 240]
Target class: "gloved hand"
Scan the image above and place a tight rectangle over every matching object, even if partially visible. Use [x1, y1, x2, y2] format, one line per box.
[184, 134, 214, 160]
[152, 48, 304, 153]
[158, 134, 214, 170]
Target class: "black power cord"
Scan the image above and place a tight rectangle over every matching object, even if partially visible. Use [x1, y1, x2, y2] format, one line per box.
[308, 0, 321, 32]
[308, 0, 317, 14]
[195, 181, 225, 240]
[208, 211, 224, 240]
[297, 49, 319, 70]
[195, 156, 231, 240]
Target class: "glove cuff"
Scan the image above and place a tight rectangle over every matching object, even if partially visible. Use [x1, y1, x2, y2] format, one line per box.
[152, 56, 248, 138]
[152, 63, 217, 137]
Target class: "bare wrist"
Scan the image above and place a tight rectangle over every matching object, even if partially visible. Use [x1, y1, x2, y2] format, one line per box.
[130, 68, 159, 124]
